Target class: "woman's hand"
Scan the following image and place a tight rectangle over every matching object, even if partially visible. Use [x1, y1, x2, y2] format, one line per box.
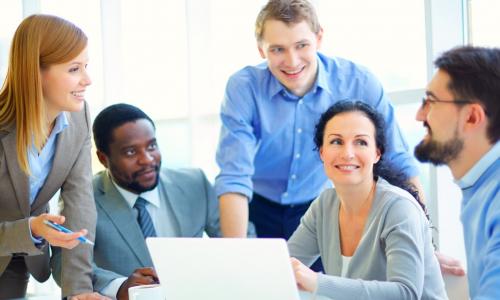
[290, 257, 318, 293]
[29, 213, 88, 249]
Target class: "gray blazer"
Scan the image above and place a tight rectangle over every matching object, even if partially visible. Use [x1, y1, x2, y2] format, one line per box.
[83, 168, 220, 292]
[0, 102, 96, 297]
[288, 178, 447, 300]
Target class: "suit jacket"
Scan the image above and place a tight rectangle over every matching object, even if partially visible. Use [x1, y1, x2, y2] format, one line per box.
[88, 168, 221, 292]
[0, 102, 96, 297]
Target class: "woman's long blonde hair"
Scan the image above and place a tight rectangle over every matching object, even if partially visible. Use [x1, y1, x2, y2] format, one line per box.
[0, 14, 87, 174]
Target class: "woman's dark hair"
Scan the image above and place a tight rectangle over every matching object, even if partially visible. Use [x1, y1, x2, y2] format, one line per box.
[314, 100, 428, 218]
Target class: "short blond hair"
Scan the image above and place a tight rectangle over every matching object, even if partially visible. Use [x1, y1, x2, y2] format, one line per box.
[0, 14, 87, 174]
[255, 0, 321, 42]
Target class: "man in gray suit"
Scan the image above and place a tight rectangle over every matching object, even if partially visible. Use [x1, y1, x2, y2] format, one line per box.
[53, 103, 224, 299]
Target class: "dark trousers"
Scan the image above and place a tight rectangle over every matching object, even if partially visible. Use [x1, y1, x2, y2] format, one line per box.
[249, 193, 324, 272]
[0, 256, 29, 299]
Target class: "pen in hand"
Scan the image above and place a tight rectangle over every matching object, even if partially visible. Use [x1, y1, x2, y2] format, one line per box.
[43, 220, 94, 245]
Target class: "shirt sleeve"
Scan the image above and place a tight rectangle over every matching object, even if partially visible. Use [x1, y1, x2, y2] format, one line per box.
[58, 102, 97, 297]
[287, 196, 321, 266]
[362, 71, 419, 178]
[0, 217, 46, 256]
[315, 199, 429, 300]
[100, 277, 127, 300]
[477, 191, 500, 299]
[214, 72, 259, 199]
[28, 217, 44, 245]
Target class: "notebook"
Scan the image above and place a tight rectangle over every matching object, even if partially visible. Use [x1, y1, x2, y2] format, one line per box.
[146, 238, 301, 300]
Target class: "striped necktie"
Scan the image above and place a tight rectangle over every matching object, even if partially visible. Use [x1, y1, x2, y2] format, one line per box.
[134, 197, 157, 238]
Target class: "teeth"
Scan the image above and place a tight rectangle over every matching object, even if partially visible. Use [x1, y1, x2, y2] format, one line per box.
[337, 165, 357, 170]
[283, 67, 303, 75]
[71, 91, 84, 97]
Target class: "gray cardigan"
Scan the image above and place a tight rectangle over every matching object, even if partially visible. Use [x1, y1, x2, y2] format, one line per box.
[288, 178, 447, 300]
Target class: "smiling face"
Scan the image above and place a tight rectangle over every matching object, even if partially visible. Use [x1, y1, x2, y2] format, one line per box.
[98, 119, 161, 194]
[258, 19, 322, 97]
[41, 46, 91, 120]
[414, 69, 465, 165]
[319, 111, 381, 187]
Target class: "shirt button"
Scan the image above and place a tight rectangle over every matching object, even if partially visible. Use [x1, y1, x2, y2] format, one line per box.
[283, 192, 289, 197]
[297, 128, 302, 134]
[298, 100, 303, 105]
[291, 174, 297, 180]
[295, 153, 301, 159]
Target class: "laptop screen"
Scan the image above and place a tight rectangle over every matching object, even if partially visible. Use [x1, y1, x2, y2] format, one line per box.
[146, 238, 300, 300]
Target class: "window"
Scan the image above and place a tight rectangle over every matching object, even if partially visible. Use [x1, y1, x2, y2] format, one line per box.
[468, 0, 500, 47]
[317, 0, 427, 91]
[0, 1, 22, 84]
[40, 0, 104, 118]
[393, 101, 429, 189]
[197, 0, 267, 116]
[118, 0, 189, 120]
[112, 0, 268, 176]
[188, 0, 267, 178]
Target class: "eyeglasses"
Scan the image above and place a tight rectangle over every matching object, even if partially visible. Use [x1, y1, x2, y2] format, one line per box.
[421, 96, 472, 108]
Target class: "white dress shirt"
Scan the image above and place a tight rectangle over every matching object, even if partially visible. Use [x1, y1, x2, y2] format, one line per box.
[101, 173, 179, 299]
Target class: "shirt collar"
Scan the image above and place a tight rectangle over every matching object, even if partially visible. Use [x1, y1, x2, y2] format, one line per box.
[53, 112, 69, 135]
[315, 53, 332, 95]
[455, 141, 500, 189]
[267, 53, 331, 100]
[28, 112, 69, 155]
[109, 171, 161, 209]
[268, 69, 286, 99]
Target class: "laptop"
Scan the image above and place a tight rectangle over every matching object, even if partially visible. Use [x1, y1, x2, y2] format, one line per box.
[146, 238, 301, 300]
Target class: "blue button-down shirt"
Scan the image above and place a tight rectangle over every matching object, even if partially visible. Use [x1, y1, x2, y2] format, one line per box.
[457, 141, 500, 299]
[215, 52, 419, 205]
[28, 113, 68, 205]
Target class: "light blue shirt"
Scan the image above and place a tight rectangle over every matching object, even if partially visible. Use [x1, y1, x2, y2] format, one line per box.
[28, 113, 68, 205]
[215, 52, 419, 204]
[456, 141, 500, 300]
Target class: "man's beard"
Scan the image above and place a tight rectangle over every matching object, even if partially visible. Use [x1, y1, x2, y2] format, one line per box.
[126, 164, 161, 193]
[414, 127, 463, 165]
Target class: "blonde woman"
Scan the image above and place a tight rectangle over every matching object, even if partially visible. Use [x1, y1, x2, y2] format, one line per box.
[0, 15, 105, 299]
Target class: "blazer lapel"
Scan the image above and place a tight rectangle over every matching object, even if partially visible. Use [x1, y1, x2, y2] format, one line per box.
[1, 127, 30, 216]
[31, 112, 76, 212]
[98, 174, 153, 266]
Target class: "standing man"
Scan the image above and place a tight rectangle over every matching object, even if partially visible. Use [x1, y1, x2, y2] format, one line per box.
[414, 46, 500, 299]
[215, 0, 422, 242]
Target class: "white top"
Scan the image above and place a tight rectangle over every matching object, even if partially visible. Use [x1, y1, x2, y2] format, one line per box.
[110, 171, 179, 237]
[341, 255, 352, 278]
